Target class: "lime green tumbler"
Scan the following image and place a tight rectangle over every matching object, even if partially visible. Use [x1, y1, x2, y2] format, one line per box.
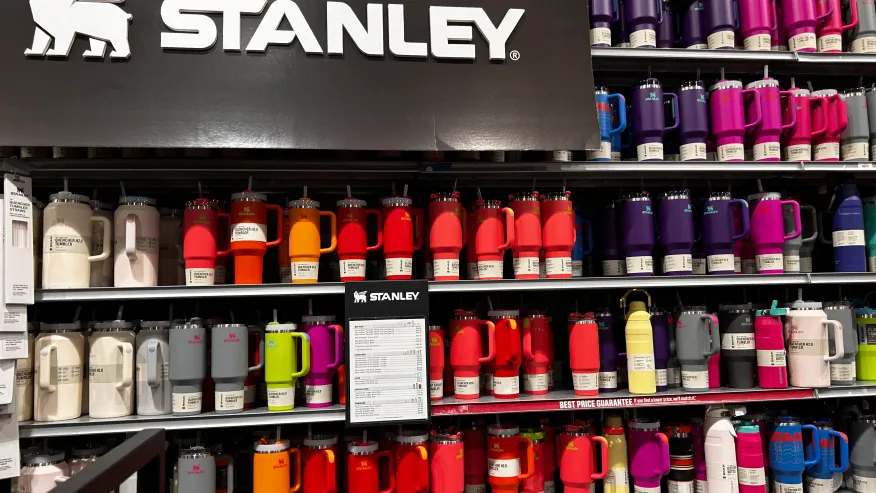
[265, 322, 311, 411]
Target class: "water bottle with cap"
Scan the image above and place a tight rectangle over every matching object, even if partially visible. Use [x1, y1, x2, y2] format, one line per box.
[622, 290, 657, 394]
[705, 405, 746, 493]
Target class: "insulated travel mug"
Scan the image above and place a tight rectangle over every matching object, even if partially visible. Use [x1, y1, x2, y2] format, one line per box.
[558, 425, 609, 493]
[622, 289, 657, 394]
[570, 313, 600, 396]
[867, 196, 876, 271]
[684, 0, 709, 47]
[658, 0, 678, 47]
[678, 81, 709, 161]
[89, 200, 113, 287]
[88, 320, 135, 419]
[429, 192, 466, 281]
[783, 0, 823, 51]
[719, 303, 756, 388]
[705, 406, 742, 493]
[710, 79, 763, 161]
[113, 195, 160, 288]
[381, 196, 424, 280]
[591, 0, 620, 45]
[737, 424, 767, 493]
[487, 424, 535, 493]
[572, 214, 593, 277]
[748, 192, 801, 273]
[303, 435, 338, 493]
[783, 87, 827, 162]
[804, 422, 848, 493]
[783, 202, 817, 273]
[348, 441, 394, 493]
[816, 0, 857, 51]
[842, 89, 870, 161]
[450, 310, 495, 399]
[659, 190, 695, 275]
[746, 77, 796, 161]
[676, 306, 721, 391]
[254, 438, 302, 493]
[629, 419, 670, 493]
[786, 301, 844, 388]
[473, 200, 514, 281]
[34, 322, 85, 422]
[604, 416, 630, 493]
[519, 430, 545, 493]
[177, 446, 234, 493]
[705, 0, 739, 48]
[770, 417, 820, 493]
[740, 0, 776, 49]
[702, 192, 750, 274]
[395, 432, 429, 493]
[868, 86, 876, 159]
[265, 323, 311, 411]
[825, 301, 858, 385]
[812, 89, 849, 161]
[230, 191, 283, 284]
[464, 423, 487, 493]
[136, 321, 171, 416]
[603, 201, 626, 277]
[429, 327, 445, 401]
[301, 315, 343, 408]
[522, 312, 551, 395]
[184, 198, 230, 286]
[626, 0, 663, 47]
[651, 308, 671, 390]
[621, 192, 656, 277]
[851, 0, 876, 51]
[169, 322, 206, 416]
[665, 424, 695, 493]
[431, 432, 464, 493]
[43, 192, 111, 289]
[509, 192, 542, 279]
[597, 310, 619, 392]
[287, 198, 337, 284]
[848, 414, 876, 490]
[632, 78, 680, 161]
[488, 310, 522, 399]
[820, 181, 866, 272]
[212, 323, 264, 414]
[755, 303, 789, 388]
[337, 198, 382, 282]
[541, 191, 575, 278]
[590, 89, 628, 161]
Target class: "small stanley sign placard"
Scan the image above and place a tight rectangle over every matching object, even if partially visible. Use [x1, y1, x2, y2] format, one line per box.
[0, 0, 598, 151]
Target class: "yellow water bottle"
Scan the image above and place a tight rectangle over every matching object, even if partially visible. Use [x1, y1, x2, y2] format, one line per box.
[604, 414, 630, 493]
[621, 289, 656, 394]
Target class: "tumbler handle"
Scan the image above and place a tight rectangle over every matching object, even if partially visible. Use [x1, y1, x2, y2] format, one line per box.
[827, 430, 849, 473]
[327, 324, 344, 371]
[289, 448, 303, 493]
[832, 95, 849, 135]
[664, 93, 680, 132]
[843, 0, 859, 32]
[779, 91, 797, 132]
[378, 450, 395, 493]
[499, 207, 515, 251]
[247, 325, 265, 372]
[656, 432, 671, 476]
[656, 0, 664, 25]
[125, 213, 138, 262]
[702, 314, 721, 357]
[593, 436, 610, 480]
[823, 320, 844, 362]
[743, 89, 763, 131]
[319, 211, 338, 254]
[608, 94, 627, 135]
[780, 200, 802, 241]
[216, 211, 231, 257]
[38, 344, 57, 392]
[769, 0, 778, 32]
[803, 424, 822, 467]
[413, 208, 425, 251]
[816, 0, 833, 23]
[366, 210, 383, 251]
[517, 436, 536, 481]
[88, 215, 112, 262]
[289, 333, 312, 378]
[729, 200, 750, 241]
[612, 0, 620, 22]
[800, 205, 819, 244]
[117, 342, 134, 389]
[478, 321, 497, 364]
[811, 97, 829, 138]
[266, 204, 284, 248]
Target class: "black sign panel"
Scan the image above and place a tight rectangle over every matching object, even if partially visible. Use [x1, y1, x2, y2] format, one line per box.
[0, 1, 598, 151]
[345, 280, 430, 425]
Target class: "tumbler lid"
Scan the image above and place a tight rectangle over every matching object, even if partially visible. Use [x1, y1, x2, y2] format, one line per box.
[649, 307, 665, 315]
[680, 81, 705, 92]
[49, 191, 90, 204]
[452, 309, 478, 320]
[254, 438, 290, 453]
[428, 325, 443, 331]
[637, 77, 662, 89]
[23, 450, 66, 466]
[288, 197, 320, 209]
[119, 196, 156, 206]
[474, 199, 502, 209]
[509, 191, 539, 202]
[745, 78, 779, 89]
[789, 300, 822, 310]
[381, 196, 413, 207]
[823, 301, 851, 310]
[213, 323, 248, 329]
[777, 415, 800, 425]
[395, 431, 429, 444]
[488, 309, 520, 319]
[541, 191, 571, 201]
[93, 319, 134, 331]
[595, 86, 609, 94]
[661, 189, 690, 200]
[231, 190, 267, 202]
[864, 195, 876, 204]
[844, 87, 866, 97]
[266, 322, 298, 333]
[746, 191, 781, 202]
[348, 441, 379, 454]
[680, 305, 707, 314]
[186, 197, 218, 210]
[718, 303, 752, 313]
[709, 79, 742, 91]
[431, 432, 462, 444]
[812, 89, 838, 97]
[789, 87, 811, 97]
[518, 429, 544, 442]
[336, 197, 366, 208]
[629, 419, 661, 430]
[707, 191, 733, 200]
[487, 424, 519, 436]
[90, 200, 114, 212]
[430, 191, 460, 202]
[303, 435, 338, 448]
[140, 320, 171, 330]
[626, 191, 651, 202]
[40, 321, 82, 332]
[179, 446, 212, 459]
[302, 314, 336, 324]
[171, 322, 201, 330]
[71, 444, 108, 458]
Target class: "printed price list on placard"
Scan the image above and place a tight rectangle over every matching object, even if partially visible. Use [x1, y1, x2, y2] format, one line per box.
[349, 318, 428, 424]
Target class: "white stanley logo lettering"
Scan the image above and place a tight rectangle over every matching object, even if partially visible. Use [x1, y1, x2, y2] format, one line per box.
[369, 292, 420, 301]
[160, 1, 525, 60]
[25, 0, 134, 59]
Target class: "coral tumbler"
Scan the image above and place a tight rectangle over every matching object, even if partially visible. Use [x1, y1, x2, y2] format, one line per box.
[522, 311, 552, 395]
[541, 191, 576, 278]
[395, 432, 429, 493]
[429, 192, 467, 281]
[381, 196, 424, 280]
[487, 424, 535, 493]
[230, 191, 283, 284]
[253, 438, 302, 493]
[508, 192, 542, 279]
[450, 310, 496, 399]
[303, 435, 338, 493]
[569, 313, 601, 396]
[558, 425, 610, 493]
[336, 198, 382, 282]
[184, 198, 230, 286]
[474, 200, 515, 281]
[429, 326, 445, 401]
[288, 198, 337, 284]
[431, 432, 464, 493]
[348, 441, 394, 493]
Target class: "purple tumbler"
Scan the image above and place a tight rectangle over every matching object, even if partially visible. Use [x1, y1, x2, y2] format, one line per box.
[621, 192, 656, 276]
[747, 192, 802, 274]
[678, 81, 709, 161]
[658, 0, 679, 47]
[705, 0, 739, 48]
[659, 190, 696, 275]
[740, 0, 777, 49]
[650, 308, 671, 391]
[614, 0, 631, 46]
[783, 0, 828, 51]
[626, 0, 664, 47]
[745, 77, 797, 161]
[596, 309, 619, 392]
[702, 191, 750, 274]
[300, 316, 344, 408]
[683, 0, 709, 47]
[603, 201, 627, 276]
[709, 79, 763, 162]
[591, 0, 620, 46]
[633, 78, 680, 161]
[629, 420, 671, 490]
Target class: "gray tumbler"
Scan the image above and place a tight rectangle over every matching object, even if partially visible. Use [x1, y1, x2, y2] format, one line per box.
[211, 324, 264, 414]
[825, 301, 859, 385]
[849, 415, 876, 490]
[842, 88, 871, 161]
[675, 306, 720, 391]
[850, 0, 876, 53]
[783, 204, 818, 273]
[718, 303, 756, 389]
[867, 86, 876, 160]
[177, 446, 234, 493]
[799, 204, 819, 273]
[136, 320, 171, 416]
[169, 322, 206, 416]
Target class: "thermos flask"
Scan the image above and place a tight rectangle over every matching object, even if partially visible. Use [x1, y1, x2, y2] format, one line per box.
[336, 197, 382, 282]
[684, 0, 709, 47]
[464, 422, 487, 493]
[747, 192, 802, 274]
[702, 192, 750, 274]
[230, 191, 283, 284]
[786, 301, 844, 388]
[659, 190, 695, 275]
[816, 0, 857, 51]
[603, 201, 626, 277]
[842, 89, 871, 161]
[597, 310, 619, 392]
[300, 316, 343, 408]
[488, 310, 522, 399]
[848, 414, 876, 490]
[632, 79, 680, 161]
[303, 435, 338, 493]
[591, 0, 620, 46]
[487, 424, 535, 493]
[650, 308, 671, 391]
[621, 289, 657, 394]
[665, 424, 695, 493]
[820, 181, 867, 272]
[626, 0, 663, 47]
[569, 313, 600, 396]
[169, 322, 205, 416]
[473, 200, 514, 281]
[430, 432, 464, 493]
[394, 432, 429, 493]
[739, 0, 775, 49]
[783, 202, 817, 273]
[604, 415, 630, 493]
[450, 310, 495, 399]
[429, 327, 445, 401]
[508, 192, 542, 279]
[522, 311, 551, 395]
[628, 419, 670, 493]
[253, 438, 302, 493]
[704, 406, 743, 493]
[824, 301, 858, 385]
[746, 77, 796, 161]
[710, 79, 763, 161]
[676, 306, 720, 391]
[812, 89, 849, 161]
[429, 192, 466, 281]
[265, 323, 311, 411]
[572, 214, 593, 278]
[590, 89, 628, 161]
[783, 0, 823, 51]
[381, 196, 423, 280]
[755, 302, 789, 389]
[719, 303, 756, 389]
[287, 198, 337, 284]
[737, 424, 767, 493]
[804, 422, 849, 493]
[858, 309, 876, 380]
[678, 81, 710, 161]
[770, 417, 820, 493]
[705, 0, 738, 48]
[851, 0, 876, 51]
[558, 425, 609, 493]
[621, 192, 656, 277]
[519, 430, 545, 493]
[183, 198, 230, 286]
[348, 441, 394, 493]
[541, 191, 575, 278]
[783, 87, 827, 162]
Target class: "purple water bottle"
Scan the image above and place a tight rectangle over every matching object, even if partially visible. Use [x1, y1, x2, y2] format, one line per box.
[603, 201, 627, 276]
[683, 0, 709, 47]
[747, 192, 802, 274]
[621, 191, 656, 276]
[745, 76, 797, 161]
[659, 0, 679, 47]
[678, 81, 709, 161]
[651, 308, 671, 391]
[626, 0, 664, 47]
[705, 0, 739, 48]
[633, 78, 680, 161]
[702, 192, 750, 274]
[740, 0, 777, 49]
[783, 0, 828, 51]
[709, 79, 763, 162]
[591, 0, 620, 46]
[659, 190, 696, 275]
[596, 309, 619, 392]
[820, 181, 867, 272]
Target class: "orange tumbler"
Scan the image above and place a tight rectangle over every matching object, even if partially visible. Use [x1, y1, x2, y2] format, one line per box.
[487, 424, 535, 493]
[287, 198, 337, 284]
[230, 191, 283, 284]
[253, 438, 302, 493]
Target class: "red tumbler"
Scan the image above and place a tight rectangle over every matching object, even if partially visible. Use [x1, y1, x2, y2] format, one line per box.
[540, 191, 576, 278]
[812, 90, 849, 162]
[429, 192, 466, 281]
[336, 198, 383, 282]
[395, 432, 429, 493]
[569, 313, 601, 396]
[303, 435, 339, 493]
[229, 191, 283, 284]
[450, 310, 496, 399]
[431, 432, 464, 493]
[558, 425, 609, 493]
[522, 311, 551, 395]
[519, 430, 546, 493]
[474, 200, 515, 281]
[381, 196, 424, 280]
[348, 441, 394, 493]
[183, 198, 230, 286]
[465, 211, 479, 280]
[429, 326, 445, 401]
[487, 424, 535, 493]
[488, 310, 522, 399]
[508, 192, 542, 279]
[539, 419, 558, 493]
[463, 422, 487, 493]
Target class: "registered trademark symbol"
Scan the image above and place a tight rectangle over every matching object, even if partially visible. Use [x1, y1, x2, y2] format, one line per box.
[509, 50, 520, 61]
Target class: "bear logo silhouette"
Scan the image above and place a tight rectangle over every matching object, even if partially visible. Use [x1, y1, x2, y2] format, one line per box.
[25, 0, 133, 59]
[354, 291, 367, 303]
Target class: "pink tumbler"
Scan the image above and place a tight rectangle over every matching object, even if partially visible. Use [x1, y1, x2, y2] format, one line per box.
[812, 89, 849, 162]
[736, 425, 767, 493]
[741, 0, 778, 49]
[782, 87, 828, 162]
[746, 78, 796, 162]
[783, 0, 831, 51]
[710, 80, 763, 162]
[816, 0, 857, 51]
[754, 303, 788, 389]
[747, 192, 802, 274]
